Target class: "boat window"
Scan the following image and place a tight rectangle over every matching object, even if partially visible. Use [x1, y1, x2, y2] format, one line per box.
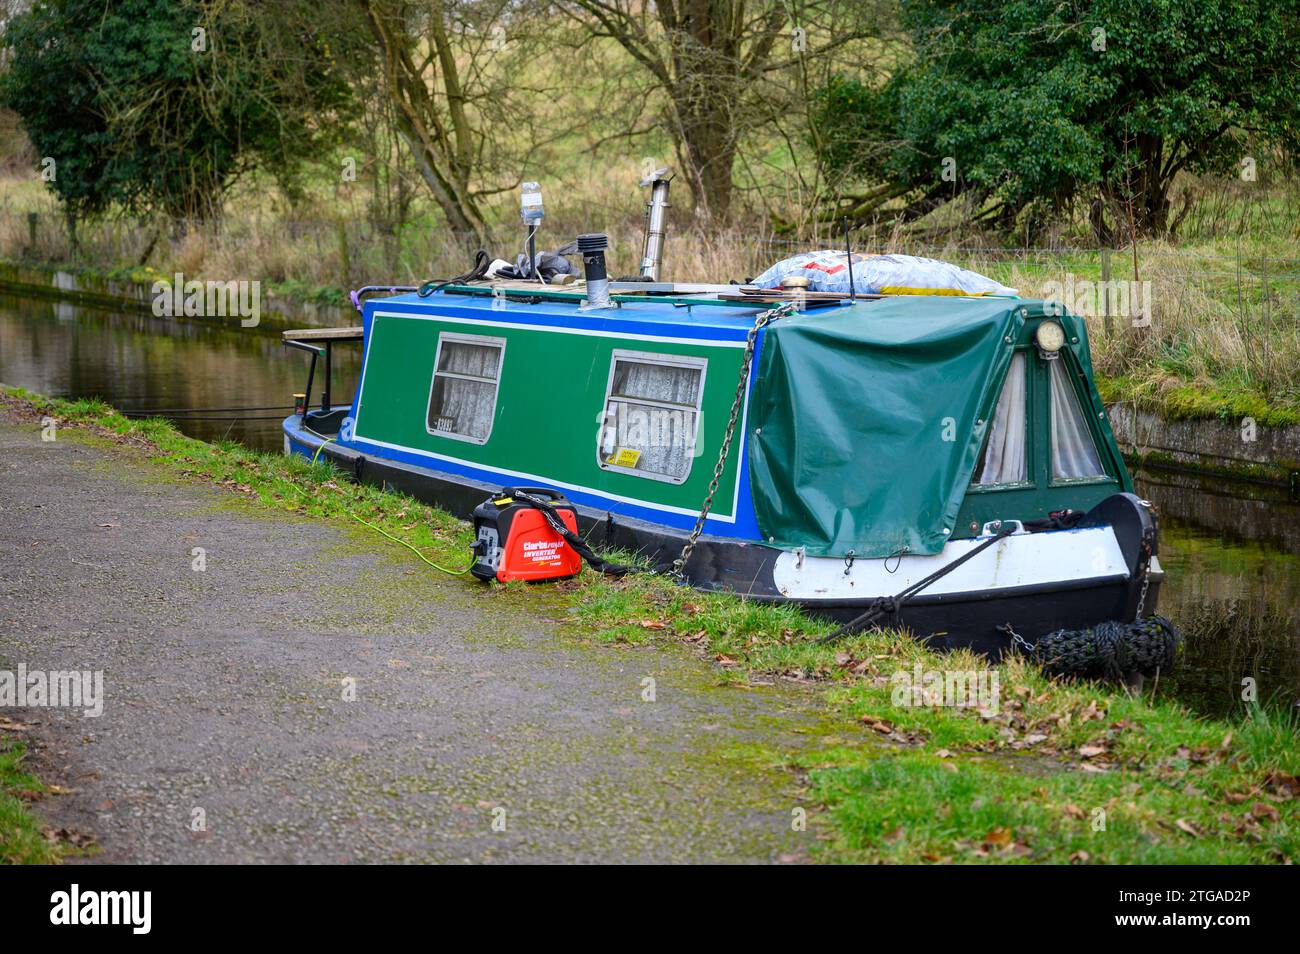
[973, 352, 1027, 485]
[598, 351, 706, 483]
[1049, 358, 1105, 479]
[426, 333, 505, 444]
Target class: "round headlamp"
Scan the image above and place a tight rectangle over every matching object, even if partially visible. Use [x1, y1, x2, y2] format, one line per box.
[1035, 320, 1066, 354]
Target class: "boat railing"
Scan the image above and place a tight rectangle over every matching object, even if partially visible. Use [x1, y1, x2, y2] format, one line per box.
[282, 326, 363, 416]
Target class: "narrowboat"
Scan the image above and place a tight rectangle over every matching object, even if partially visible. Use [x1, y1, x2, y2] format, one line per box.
[281, 262, 1162, 657]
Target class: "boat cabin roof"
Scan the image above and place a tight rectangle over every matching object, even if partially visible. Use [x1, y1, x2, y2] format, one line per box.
[364, 282, 1030, 339]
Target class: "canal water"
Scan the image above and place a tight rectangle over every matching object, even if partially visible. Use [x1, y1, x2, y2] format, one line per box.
[1, 293, 1296, 719]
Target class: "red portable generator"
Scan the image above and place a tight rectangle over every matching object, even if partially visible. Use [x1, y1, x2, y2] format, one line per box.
[470, 487, 583, 583]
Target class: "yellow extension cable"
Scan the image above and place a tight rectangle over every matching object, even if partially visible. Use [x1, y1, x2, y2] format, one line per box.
[304, 434, 473, 575]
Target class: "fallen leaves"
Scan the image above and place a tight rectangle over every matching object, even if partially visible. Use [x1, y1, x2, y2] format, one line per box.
[1171, 744, 1217, 766]
[1251, 801, 1281, 823]
[1078, 761, 1112, 774]
[973, 689, 1119, 760]
[834, 652, 874, 676]
[1071, 737, 1117, 772]
[1174, 818, 1201, 837]
[859, 715, 926, 745]
[861, 716, 894, 734]
[215, 477, 255, 495]
[983, 826, 1012, 847]
[42, 827, 96, 849]
[954, 826, 1034, 859]
[1203, 796, 1288, 842]
[1263, 772, 1300, 800]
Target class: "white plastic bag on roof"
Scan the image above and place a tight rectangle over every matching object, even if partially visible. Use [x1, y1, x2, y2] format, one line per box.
[750, 250, 1017, 297]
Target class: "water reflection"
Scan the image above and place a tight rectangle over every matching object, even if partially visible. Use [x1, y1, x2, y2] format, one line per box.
[0, 293, 360, 449]
[1132, 467, 1300, 716]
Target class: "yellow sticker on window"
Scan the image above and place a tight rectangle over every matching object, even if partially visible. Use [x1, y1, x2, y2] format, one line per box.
[610, 447, 642, 468]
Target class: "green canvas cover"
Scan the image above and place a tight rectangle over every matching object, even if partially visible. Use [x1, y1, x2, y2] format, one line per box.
[747, 296, 1028, 558]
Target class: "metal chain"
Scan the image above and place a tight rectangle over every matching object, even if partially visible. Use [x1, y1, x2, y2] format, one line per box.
[999, 622, 1037, 654]
[671, 301, 796, 578]
[1134, 529, 1154, 617]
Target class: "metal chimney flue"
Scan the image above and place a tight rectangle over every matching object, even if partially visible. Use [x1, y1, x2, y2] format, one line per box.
[638, 169, 672, 281]
[578, 233, 611, 309]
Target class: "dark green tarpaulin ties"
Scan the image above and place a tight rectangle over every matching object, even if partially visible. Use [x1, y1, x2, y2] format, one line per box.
[747, 296, 1033, 558]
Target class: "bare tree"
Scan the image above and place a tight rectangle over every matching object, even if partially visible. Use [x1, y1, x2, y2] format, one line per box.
[353, 0, 561, 243]
[560, 0, 881, 224]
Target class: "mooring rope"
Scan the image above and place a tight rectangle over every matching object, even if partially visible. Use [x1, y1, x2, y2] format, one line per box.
[120, 405, 296, 416]
[819, 525, 1017, 644]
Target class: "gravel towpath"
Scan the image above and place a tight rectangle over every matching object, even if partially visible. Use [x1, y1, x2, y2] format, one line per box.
[0, 410, 831, 863]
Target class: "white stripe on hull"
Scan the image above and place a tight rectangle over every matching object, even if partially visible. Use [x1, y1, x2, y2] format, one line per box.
[772, 525, 1128, 601]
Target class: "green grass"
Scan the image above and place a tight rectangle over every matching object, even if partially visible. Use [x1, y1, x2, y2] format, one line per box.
[4, 385, 1298, 864]
[1098, 374, 1300, 428]
[577, 566, 1299, 863]
[0, 739, 59, 864]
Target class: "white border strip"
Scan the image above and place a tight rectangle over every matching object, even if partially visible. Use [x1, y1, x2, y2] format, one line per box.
[372, 309, 750, 347]
[351, 432, 731, 520]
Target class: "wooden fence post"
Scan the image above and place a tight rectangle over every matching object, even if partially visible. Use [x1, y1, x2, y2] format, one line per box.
[1100, 245, 1113, 336]
[336, 218, 351, 289]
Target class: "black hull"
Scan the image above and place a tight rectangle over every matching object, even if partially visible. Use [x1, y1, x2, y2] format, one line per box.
[814, 578, 1162, 658]
[289, 425, 1161, 658]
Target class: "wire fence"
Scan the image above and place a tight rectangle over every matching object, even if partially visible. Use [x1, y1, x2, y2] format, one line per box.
[3, 208, 1298, 306]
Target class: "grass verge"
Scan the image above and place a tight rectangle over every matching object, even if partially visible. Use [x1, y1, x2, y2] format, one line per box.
[0, 738, 59, 864]
[2, 385, 1298, 864]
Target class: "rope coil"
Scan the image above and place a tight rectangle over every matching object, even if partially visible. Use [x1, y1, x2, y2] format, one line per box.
[1014, 615, 1182, 680]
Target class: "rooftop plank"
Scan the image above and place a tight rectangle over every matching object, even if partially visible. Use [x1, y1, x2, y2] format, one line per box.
[281, 327, 364, 341]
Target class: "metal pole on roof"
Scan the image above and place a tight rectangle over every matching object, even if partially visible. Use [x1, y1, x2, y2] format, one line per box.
[843, 217, 856, 301]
